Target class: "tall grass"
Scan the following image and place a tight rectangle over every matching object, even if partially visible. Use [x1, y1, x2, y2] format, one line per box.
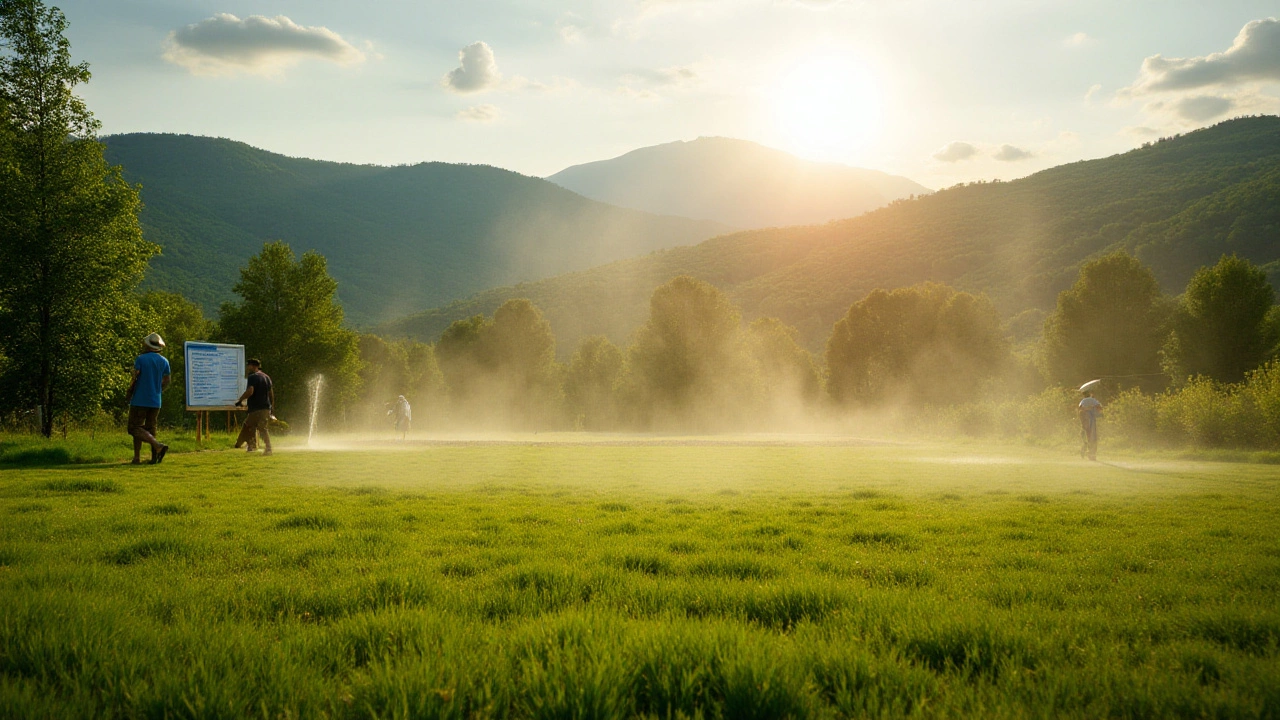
[1, 444, 1277, 717]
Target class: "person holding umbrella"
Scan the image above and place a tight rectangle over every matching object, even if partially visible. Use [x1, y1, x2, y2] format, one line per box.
[1078, 379, 1103, 461]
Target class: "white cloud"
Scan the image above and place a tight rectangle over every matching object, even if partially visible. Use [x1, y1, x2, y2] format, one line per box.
[1124, 17, 1280, 95]
[932, 141, 978, 163]
[1123, 126, 1161, 139]
[993, 144, 1033, 162]
[1064, 32, 1095, 48]
[1084, 83, 1102, 102]
[457, 104, 500, 123]
[444, 42, 501, 93]
[617, 65, 699, 98]
[1171, 95, 1236, 121]
[162, 14, 364, 76]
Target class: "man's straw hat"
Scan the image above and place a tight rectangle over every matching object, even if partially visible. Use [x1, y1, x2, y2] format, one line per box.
[143, 333, 166, 351]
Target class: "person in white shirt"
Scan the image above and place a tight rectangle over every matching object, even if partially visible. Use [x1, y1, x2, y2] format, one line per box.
[388, 395, 411, 440]
[1078, 391, 1103, 460]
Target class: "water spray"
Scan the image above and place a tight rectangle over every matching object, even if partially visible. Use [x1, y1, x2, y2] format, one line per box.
[308, 374, 324, 444]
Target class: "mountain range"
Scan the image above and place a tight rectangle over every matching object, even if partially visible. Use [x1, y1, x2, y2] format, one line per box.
[103, 134, 728, 326]
[547, 136, 930, 229]
[380, 116, 1280, 353]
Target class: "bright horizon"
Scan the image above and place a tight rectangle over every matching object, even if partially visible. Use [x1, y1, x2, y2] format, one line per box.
[66, 1, 1280, 188]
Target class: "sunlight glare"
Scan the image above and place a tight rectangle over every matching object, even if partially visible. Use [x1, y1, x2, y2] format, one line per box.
[770, 52, 883, 163]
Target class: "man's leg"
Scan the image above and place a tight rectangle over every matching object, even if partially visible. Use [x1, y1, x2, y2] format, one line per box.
[147, 410, 168, 464]
[259, 420, 272, 455]
[234, 420, 254, 449]
[128, 407, 162, 462]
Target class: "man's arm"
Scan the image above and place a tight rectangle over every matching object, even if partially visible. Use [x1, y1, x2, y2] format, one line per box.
[268, 387, 275, 411]
[161, 373, 171, 390]
[126, 368, 140, 402]
[236, 386, 255, 407]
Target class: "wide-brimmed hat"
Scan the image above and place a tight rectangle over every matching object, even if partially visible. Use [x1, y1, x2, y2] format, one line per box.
[143, 333, 166, 351]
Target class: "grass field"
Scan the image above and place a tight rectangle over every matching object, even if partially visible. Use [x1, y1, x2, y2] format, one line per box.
[2, 436, 1279, 718]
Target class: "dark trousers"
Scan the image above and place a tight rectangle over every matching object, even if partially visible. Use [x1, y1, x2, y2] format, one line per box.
[236, 409, 272, 450]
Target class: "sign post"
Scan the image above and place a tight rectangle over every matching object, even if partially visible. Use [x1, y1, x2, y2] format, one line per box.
[185, 342, 247, 444]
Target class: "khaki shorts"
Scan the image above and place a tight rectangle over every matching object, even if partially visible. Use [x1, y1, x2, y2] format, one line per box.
[127, 406, 159, 436]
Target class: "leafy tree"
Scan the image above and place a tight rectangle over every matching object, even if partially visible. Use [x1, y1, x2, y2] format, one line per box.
[626, 276, 759, 428]
[435, 299, 561, 428]
[356, 334, 445, 428]
[218, 241, 360, 421]
[137, 291, 213, 426]
[1163, 255, 1274, 383]
[747, 317, 822, 414]
[1042, 253, 1171, 391]
[0, 0, 154, 435]
[436, 314, 492, 404]
[825, 283, 1008, 405]
[565, 335, 623, 430]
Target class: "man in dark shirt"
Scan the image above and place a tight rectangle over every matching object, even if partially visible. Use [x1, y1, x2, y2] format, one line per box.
[234, 358, 274, 455]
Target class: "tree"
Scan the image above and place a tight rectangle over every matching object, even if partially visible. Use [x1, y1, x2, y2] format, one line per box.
[825, 283, 1009, 405]
[748, 317, 822, 415]
[565, 335, 623, 430]
[626, 276, 759, 428]
[435, 299, 562, 428]
[356, 334, 445, 428]
[218, 241, 360, 421]
[0, 0, 154, 435]
[137, 291, 213, 426]
[1163, 255, 1275, 383]
[1042, 253, 1171, 391]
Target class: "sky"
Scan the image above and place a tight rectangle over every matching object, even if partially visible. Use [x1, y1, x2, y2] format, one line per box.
[60, 1, 1280, 189]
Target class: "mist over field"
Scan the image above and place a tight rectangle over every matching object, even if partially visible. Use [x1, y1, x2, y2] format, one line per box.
[6, 1, 1280, 717]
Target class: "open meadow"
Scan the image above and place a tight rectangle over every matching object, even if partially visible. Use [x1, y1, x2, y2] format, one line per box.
[2, 437, 1279, 719]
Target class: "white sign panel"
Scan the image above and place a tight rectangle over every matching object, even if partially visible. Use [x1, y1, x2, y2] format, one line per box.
[185, 341, 246, 411]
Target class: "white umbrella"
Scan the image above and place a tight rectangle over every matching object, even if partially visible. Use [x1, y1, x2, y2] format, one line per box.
[1078, 378, 1102, 393]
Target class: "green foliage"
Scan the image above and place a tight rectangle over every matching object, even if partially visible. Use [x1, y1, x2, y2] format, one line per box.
[624, 276, 760, 429]
[382, 117, 1280, 353]
[354, 334, 445, 429]
[101, 133, 725, 326]
[1163, 254, 1275, 383]
[564, 336, 623, 430]
[218, 242, 361, 422]
[137, 291, 213, 426]
[1042, 253, 1170, 391]
[435, 300, 562, 428]
[826, 283, 1009, 405]
[0, 0, 155, 435]
[1, 444, 1279, 717]
[747, 317, 822, 419]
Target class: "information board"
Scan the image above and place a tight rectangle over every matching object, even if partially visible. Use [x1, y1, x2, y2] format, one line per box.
[185, 342, 246, 411]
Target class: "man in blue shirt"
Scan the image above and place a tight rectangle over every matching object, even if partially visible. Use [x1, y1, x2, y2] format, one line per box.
[127, 333, 171, 464]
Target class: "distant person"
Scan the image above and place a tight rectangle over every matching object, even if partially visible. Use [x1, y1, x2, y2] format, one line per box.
[388, 394, 411, 439]
[126, 333, 170, 465]
[1078, 390, 1103, 461]
[234, 358, 274, 455]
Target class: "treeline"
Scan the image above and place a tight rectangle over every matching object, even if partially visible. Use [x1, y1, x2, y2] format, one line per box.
[5, 1, 1280, 446]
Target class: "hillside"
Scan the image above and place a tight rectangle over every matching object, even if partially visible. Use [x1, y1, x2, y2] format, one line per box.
[546, 137, 930, 228]
[381, 117, 1280, 353]
[103, 134, 728, 326]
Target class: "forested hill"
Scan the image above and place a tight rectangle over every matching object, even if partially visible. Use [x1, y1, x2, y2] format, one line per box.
[380, 116, 1280, 352]
[547, 136, 930, 229]
[103, 134, 728, 326]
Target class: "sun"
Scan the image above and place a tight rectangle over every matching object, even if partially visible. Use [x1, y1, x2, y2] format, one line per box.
[769, 51, 883, 163]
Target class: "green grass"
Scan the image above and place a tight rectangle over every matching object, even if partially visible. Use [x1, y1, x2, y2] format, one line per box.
[0, 429, 242, 467]
[1, 440, 1278, 718]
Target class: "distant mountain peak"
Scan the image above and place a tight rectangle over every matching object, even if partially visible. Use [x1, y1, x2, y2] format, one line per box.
[546, 137, 930, 229]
